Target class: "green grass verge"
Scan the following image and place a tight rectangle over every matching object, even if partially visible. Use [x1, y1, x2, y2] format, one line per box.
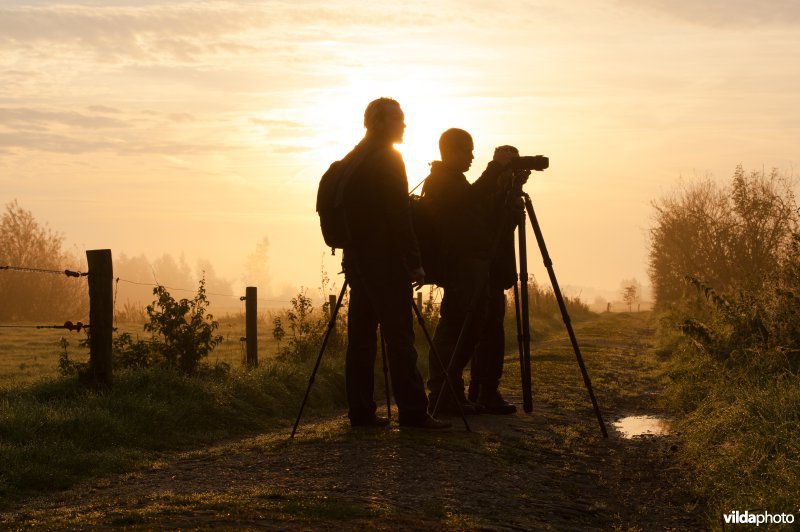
[0, 357, 347, 506]
[661, 328, 800, 521]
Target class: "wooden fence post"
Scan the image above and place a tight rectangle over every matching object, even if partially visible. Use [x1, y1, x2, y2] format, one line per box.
[416, 292, 423, 312]
[246, 286, 258, 368]
[87, 249, 113, 385]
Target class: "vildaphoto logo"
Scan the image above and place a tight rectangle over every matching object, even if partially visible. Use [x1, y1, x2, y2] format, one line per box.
[723, 510, 796, 526]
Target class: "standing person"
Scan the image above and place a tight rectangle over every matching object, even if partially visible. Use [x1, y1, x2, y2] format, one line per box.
[420, 129, 511, 415]
[341, 97, 450, 429]
[468, 145, 528, 415]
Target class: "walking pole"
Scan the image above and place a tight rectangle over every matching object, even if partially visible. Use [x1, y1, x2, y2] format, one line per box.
[517, 211, 534, 413]
[523, 194, 608, 438]
[290, 282, 348, 438]
[379, 327, 392, 420]
[411, 297, 471, 432]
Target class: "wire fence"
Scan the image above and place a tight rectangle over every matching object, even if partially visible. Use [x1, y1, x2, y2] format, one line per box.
[0, 261, 300, 381]
[0, 260, 442, 383]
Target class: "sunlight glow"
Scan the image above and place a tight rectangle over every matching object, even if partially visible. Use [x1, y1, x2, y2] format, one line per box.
[290, 67, 474, 187]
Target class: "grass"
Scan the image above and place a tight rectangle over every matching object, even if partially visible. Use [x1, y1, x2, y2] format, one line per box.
[0, 317, 286, 385]
[661, 336, 800, 520]
[2, 310, 696, 530]
[0, 300, 639, 510]
[0, 356, 347, 506]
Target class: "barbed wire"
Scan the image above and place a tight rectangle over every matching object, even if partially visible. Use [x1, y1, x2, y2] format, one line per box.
[0, 321, 89, 332]
[0, 265, 87, 277]
[115, 277, 293, 303]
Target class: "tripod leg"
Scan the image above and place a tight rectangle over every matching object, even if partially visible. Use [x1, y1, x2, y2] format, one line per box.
[523, 194, 608, 438]
[518, 213, 534, 413]
[380, 326, 392, 420]
[512, 274, 524, 392]
[411, 297, 471, 432]
[290, 282, 348, 439]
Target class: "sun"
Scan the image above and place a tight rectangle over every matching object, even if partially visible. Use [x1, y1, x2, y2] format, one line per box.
[297, 70, 478, 189]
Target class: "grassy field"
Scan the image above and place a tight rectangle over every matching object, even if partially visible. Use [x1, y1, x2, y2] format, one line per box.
[0, 316, 285, 385]
[1, 310, 704, 529]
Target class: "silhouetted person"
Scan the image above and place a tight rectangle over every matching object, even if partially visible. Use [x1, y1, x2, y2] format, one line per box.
[467, 146, 527, 415]
[421, 129, 514, 415]
[341, 98, 450, 429]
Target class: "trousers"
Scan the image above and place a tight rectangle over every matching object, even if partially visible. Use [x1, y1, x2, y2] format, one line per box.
[470, 288, 507, 392]
[345, 266, 428, 423]
[427, 259, 488, 395]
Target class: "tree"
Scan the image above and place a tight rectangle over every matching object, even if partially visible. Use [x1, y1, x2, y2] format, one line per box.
[0, 200, 88, 321]
[649, 167, 798, 308]
[620, 278, 641, 312]
[244, 237, 271, 292]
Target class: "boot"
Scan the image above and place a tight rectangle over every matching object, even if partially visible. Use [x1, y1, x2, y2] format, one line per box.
[477, 387, 517, 415]
[428, 389, 484, 416]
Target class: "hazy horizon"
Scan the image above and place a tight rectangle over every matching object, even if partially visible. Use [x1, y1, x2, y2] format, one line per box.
[2, 0, 798, 305]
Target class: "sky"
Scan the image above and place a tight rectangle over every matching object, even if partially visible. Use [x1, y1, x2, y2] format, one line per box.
[2, 0, 798, 305]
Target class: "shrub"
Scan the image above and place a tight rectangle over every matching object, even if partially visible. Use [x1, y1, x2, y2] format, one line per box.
[273, 288, 332, 362]
[144, 278, 223, 373]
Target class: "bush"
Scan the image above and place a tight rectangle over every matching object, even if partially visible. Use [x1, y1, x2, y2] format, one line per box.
[272, 288, 335, 362]
[144, 278, 223, 373]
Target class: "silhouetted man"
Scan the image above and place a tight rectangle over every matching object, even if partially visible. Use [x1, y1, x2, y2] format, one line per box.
[421, 129, 514, 415]
[341, 98, 450, 429]
[468, 146, 527, 415]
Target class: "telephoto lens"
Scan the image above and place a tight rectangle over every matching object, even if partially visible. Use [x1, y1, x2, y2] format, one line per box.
[511, 155, 549, 171]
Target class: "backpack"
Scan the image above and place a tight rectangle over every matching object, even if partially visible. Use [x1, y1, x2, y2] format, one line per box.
[410, 194, 444, 286]
[316, 144, 369, 254]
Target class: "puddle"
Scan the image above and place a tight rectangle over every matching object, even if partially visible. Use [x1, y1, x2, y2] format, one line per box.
[613, 415, 670, 438]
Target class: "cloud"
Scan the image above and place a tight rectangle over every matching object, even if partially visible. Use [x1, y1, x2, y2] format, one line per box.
[615, 0, 800, 28]
[251, 118, 304, 128]
[0, 129, 232, 156]
[0, 131, 118, 153]
[270, 144, 312, 154]
[0, 107, 130, 129]
[167, 112, 195, 123]
[0, 2, 458, 64]
[0, 4, 271, 63]
[86, 105, 122, 114]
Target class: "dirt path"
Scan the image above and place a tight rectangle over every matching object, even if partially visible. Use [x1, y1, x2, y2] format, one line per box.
[1, 313, 705, 530]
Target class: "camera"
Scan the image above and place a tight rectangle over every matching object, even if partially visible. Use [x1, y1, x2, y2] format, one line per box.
[510, 155, 549, 171]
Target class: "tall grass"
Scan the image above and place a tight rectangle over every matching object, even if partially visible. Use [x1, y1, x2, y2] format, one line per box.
[657, 247, 800, 520]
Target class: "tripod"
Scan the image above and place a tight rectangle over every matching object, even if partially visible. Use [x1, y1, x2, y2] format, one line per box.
[290, 281, 471, 438]
[514, 192, 608, 438]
